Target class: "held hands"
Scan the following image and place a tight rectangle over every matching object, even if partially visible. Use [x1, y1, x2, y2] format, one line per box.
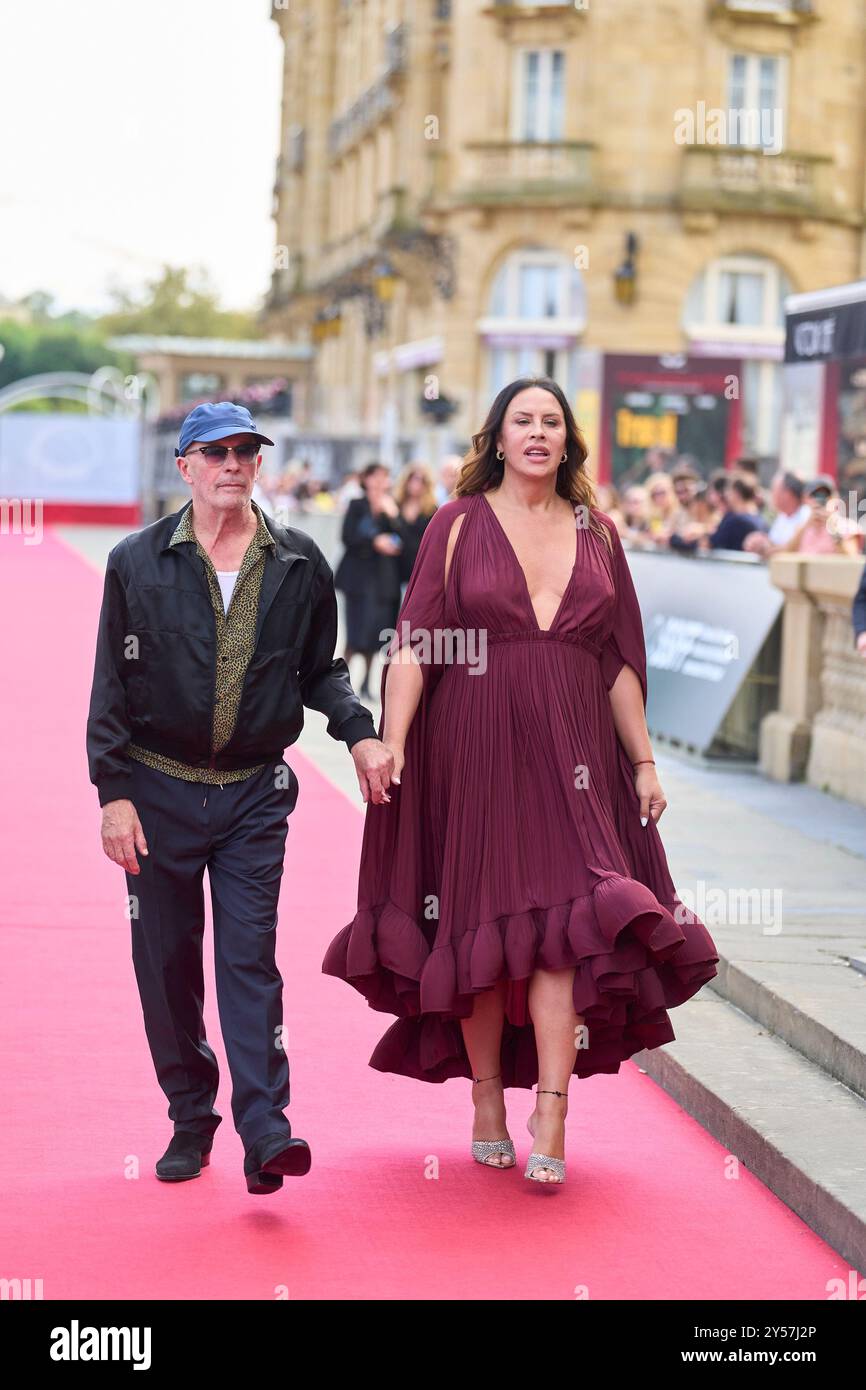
[101, 799, 149, 874]
[351, 737, 399, 805]
[634, 764, 667, 826]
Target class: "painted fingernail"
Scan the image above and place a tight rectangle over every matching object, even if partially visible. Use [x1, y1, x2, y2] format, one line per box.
[640, 816, 648, 827]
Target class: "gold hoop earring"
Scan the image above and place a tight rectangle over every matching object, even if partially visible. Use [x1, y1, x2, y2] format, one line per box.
[495, 448, 505, 461]
[560, 452, 567, 464]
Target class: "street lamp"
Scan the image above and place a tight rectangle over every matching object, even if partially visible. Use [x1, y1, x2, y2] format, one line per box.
[373, 258, 397, 301]
[613, 232, 639, 306]
[312, 306, 342, 342]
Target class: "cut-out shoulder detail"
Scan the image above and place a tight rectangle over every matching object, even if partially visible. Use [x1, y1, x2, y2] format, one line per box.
[444, 512, 466, 594]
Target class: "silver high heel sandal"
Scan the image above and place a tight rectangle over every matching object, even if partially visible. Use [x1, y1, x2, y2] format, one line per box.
[470, 1072, 516, 1168]
[525, 1086, 567, 1185]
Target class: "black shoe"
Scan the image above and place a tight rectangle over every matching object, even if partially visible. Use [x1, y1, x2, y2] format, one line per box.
[155, 1132, 213, 1182]
[243, 1132, 311, 1195]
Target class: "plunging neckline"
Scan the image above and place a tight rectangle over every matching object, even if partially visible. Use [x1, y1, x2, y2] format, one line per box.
[479, 491, 578, 634]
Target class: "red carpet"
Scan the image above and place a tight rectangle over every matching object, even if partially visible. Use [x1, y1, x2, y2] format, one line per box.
[0, 527, 851, 1299]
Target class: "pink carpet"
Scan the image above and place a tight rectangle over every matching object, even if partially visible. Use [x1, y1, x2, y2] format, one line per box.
[0, 526, 851, 1299]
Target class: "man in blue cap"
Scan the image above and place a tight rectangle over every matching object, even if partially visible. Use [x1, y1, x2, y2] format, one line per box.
[86, 401, 395, 1193]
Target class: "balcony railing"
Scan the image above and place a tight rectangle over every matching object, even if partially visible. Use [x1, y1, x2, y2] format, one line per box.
[328, 27, 406, 158]
[707, 0, 816, 22]
[456, 141, 597, 204]
[680, 145, 833, 217]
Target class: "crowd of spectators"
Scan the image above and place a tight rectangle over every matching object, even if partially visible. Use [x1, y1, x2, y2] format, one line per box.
[596, 450, 863, 560]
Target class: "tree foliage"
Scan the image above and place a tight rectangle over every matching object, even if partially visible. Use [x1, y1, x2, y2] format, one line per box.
[98, 265, 259, 339]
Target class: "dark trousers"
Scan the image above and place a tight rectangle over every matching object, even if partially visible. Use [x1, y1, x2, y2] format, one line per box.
[124, 756, 299, 1152]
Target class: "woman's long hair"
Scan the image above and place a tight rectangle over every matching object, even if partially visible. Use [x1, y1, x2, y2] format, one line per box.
[455, 376, 613, 552]
[393, 460, 438, 516]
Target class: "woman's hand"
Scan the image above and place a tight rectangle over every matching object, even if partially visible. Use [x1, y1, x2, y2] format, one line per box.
[373, 533, 401, 555]
[634, 763, 667, 825]
[382, 740, 405, 787]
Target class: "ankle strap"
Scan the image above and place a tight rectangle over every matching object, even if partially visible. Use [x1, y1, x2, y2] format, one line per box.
[536, 1087, 568, 1097]
[472, 1072, 501, 1083]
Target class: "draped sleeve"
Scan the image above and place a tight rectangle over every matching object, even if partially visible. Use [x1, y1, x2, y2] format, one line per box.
[322, 500, 469, 1012]
[381, 499, 462, 700]
[597, 516, 648, 710]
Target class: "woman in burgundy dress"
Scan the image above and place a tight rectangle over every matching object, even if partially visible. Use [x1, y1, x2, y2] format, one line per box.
[323, 377, 719, 1187]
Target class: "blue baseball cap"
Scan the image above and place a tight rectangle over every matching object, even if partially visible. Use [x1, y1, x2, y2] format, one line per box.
[176, 401, 274, 457]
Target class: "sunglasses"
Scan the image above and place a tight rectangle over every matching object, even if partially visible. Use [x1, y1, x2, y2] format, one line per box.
[182, 443, 261, 464]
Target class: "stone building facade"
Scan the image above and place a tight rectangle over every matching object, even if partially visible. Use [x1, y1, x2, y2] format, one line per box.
[265, 0, 866, 482]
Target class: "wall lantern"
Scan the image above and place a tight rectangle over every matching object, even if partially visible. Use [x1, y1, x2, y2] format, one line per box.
[613, 232, 639, 306]
[373, 258, 397, 301]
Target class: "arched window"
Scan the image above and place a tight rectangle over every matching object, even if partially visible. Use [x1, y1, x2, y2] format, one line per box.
[683, 254, 792, 454]
[479, 247, 586, 401]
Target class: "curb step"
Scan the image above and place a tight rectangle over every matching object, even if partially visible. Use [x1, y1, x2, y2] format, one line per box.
[710, 952, 866, 1103]
[635, 987, 866, 1276]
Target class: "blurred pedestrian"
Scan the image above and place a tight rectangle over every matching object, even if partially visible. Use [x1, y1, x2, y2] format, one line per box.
[667, 479, 718, 551]
[780, 475, 862, 556]
[393, 461, 438, 582]
[595, 483, 625, 534]
[670, 474, 767, 553]
[334, 462, 404, 699]
[310, 479, 336, 512]
[619, 484, 652, 545]
[644, 472, 680, 546]
[337, 469, 364, 506]
[743, 470, 811, 558]
[436, 454, 462, 504]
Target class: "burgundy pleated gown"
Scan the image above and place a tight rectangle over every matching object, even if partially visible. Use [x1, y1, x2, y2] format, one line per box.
[322, 491, 719, 1087]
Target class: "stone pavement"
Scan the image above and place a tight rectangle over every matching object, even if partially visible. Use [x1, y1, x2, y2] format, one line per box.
[301, 656, 866, 1275]
[65, 520, 866, 1273]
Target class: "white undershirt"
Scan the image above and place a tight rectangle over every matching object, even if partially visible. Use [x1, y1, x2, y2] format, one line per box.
[215, 570, 240, 613]
[768, 504, 811, 546]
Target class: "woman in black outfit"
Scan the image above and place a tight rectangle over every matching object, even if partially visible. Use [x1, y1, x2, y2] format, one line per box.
[335, 463, 404, 699]
[392, 461, 438, 583]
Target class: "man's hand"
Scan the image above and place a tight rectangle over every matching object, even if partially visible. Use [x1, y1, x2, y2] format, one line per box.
[101, 798, 149, 874]
[351, 737, 398, 805]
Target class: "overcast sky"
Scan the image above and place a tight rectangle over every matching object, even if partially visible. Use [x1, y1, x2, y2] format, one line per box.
[0, 0, 283, 316]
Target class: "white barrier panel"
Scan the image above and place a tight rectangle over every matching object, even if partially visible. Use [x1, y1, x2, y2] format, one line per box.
[0, 413, 140, 503]
[628, 548, 784, 753]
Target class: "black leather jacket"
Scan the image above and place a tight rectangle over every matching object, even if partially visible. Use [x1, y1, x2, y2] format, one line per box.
[86, 504, 378, 807]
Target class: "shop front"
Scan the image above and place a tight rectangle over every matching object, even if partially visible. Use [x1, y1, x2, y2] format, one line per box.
[596, 352, 743, 487]
[783, 279, 866, 510]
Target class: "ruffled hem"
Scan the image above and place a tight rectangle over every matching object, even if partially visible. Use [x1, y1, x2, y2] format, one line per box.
[322, 873, 719, 1087]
